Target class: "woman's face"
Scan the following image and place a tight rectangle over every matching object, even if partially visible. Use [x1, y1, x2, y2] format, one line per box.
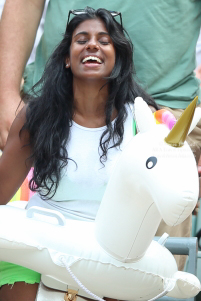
[67, 18, 116, 82]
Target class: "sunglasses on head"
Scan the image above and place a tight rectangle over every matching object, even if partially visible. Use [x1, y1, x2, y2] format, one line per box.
[67, 9, 123, 29]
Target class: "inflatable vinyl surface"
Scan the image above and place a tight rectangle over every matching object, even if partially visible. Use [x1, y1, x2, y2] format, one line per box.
[0, 204, 200, 301]
[0, 97, 201, 300]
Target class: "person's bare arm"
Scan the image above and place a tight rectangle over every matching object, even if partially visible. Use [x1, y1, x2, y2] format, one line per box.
[0, 106, 33, 205]
[0, 0, 45, 150]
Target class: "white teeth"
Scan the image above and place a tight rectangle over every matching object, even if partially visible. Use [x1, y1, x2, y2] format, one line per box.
[82, 56, 102, 63]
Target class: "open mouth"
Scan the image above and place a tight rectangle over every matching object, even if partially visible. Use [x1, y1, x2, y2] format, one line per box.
[82, 56, 103, 64]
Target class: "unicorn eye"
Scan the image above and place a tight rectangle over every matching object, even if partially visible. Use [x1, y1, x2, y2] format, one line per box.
[146, 157, 157, 169]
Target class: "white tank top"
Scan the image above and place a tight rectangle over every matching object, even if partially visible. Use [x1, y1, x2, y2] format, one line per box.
[27, 105, 134, 221]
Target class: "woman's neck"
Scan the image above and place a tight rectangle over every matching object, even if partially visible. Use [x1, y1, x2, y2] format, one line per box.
[73, 80, 116, 128]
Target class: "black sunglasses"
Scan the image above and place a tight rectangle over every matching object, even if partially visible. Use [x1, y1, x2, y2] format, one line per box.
[67, 9, 123, 29]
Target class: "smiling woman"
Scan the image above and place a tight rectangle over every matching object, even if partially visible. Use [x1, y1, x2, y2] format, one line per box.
[67, 18, 115, 82]
[0, 7, 158, 301]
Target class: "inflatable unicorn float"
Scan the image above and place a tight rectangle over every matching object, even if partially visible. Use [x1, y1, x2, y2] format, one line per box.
[0, 97, 201, 301]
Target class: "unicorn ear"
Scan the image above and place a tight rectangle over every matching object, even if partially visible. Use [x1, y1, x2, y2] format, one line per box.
[134, 97, 156, 133]
[188, 107, 201, 135]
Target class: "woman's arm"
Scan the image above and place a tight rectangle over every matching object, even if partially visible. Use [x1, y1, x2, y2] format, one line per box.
[0, 105, 33, 205]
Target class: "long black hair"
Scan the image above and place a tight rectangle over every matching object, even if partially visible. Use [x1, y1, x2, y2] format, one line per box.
[21, 7, 158, 198]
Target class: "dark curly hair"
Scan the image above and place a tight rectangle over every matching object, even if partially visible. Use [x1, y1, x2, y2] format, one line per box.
[21, 7, 158, 199]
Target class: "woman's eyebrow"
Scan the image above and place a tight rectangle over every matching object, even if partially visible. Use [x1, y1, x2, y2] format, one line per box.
[98, 32, 109, 36]
[74, 31, 109, 37]
[74, 31, 88, 37]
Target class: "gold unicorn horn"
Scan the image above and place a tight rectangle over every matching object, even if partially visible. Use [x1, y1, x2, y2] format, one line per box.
[164, 96, 198, 147]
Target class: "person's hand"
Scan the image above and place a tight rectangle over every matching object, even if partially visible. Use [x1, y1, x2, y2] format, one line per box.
[149, 105, 156, 113]
[195, 65, 201, 85]
[0, 95, 23, 150]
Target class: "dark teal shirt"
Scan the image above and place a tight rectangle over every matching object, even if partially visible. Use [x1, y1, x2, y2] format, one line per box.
[24, 0, 201, 108]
